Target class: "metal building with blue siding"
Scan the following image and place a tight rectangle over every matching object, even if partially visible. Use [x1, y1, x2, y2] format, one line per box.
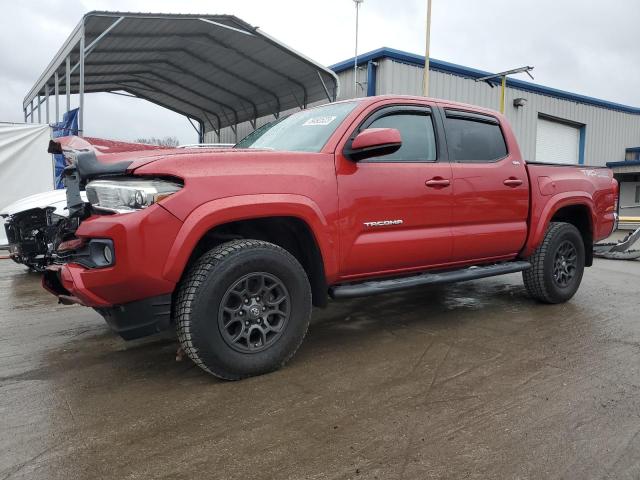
[329, 47, 640, 167]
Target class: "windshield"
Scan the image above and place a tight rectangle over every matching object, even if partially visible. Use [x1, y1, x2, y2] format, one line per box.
[235, 117, 287, 148]
[234, 101, 358, 153]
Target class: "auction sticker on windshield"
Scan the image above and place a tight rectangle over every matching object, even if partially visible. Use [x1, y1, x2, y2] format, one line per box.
[303, 116, 336, 126]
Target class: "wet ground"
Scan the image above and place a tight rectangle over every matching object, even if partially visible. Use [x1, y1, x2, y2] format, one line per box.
[1, 258, 640, 480]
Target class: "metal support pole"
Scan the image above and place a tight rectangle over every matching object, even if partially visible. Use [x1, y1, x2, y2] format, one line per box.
[30, 99, 34, 123]
[23, 108, 27, 123]
[79, 33, 85, 134]
[37, 96, 41, 123]
[198, 120, 205, 144]
[65, 56, 71, 113]
[354, 2, 359, 94]
[45, 85, 50, 124]
[500, 75, 506, 114]
[54, 72, 60, 122]
[84, 16, 124, 57]
[422, 0, 432, 96]
[353, 0, 364, 95]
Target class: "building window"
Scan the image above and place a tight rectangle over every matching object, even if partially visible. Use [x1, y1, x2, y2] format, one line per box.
[626, 148, 640, 162]
[636, 185, 640, 205]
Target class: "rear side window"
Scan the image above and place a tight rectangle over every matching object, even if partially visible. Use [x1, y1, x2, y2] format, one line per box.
[445, 113, 507, 162]
[366, 113, 437, 162]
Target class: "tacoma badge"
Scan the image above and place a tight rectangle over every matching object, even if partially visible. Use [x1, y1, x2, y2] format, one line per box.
[363, 220, 404, 227]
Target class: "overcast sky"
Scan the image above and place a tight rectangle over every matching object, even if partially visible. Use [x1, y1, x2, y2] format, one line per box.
[1, 0, 639, 144]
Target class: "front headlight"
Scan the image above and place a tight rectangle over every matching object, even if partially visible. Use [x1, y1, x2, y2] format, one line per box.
[85, 178, 182, 214]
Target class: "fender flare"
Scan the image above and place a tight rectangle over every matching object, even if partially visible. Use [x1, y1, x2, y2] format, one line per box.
[161, 194, 337, 283]
[521, 191, 595, 258]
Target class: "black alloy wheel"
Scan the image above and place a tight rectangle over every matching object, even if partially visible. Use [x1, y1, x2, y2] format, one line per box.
[552, 240, 578, 288]
[218, 272, 291, 353]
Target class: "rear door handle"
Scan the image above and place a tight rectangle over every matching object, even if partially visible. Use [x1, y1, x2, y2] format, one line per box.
[425, 178, 451, 188]
[503, 178, 523, 187]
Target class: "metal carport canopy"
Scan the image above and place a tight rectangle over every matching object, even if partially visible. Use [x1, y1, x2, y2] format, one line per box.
[23, 11, 340, 138]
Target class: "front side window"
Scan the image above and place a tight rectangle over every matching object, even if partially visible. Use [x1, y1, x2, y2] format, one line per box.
[235, 101, 358, 153]
[365, 112, 437, 162]
[445, 115, 507, 162]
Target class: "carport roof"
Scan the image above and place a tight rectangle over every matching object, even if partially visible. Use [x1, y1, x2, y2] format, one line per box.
[23, 11, 339, 133]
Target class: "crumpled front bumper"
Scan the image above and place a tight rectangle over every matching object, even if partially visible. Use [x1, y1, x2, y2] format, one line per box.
[42, 204, 183, 339]
[43, 264, 172, 339]
[42, 263, 108, 307]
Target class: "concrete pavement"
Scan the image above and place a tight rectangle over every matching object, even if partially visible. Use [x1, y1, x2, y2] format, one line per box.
[1, 258, 639, 479]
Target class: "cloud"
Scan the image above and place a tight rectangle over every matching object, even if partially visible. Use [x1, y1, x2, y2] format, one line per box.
[1, 0, 638, 143]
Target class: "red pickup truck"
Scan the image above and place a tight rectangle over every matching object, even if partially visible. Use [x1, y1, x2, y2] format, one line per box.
[43, 95, 618, 380]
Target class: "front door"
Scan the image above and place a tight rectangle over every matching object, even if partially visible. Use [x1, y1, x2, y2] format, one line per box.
[336, 104, 453, 279]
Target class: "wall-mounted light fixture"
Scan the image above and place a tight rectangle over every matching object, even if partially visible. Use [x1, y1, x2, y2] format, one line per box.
[513, 97, 527, 108]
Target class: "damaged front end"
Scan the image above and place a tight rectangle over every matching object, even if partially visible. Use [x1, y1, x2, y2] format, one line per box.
[41, 139, 180, 340]
[2, 206, 62, 271]
[5, 137, 166, 273]
[41, 141, 133, 303]
[46, 139, 135, 243]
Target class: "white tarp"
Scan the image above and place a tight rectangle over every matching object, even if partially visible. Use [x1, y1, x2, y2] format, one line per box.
[0, 123, 53, 245]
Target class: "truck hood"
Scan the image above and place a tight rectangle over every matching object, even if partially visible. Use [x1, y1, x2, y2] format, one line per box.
[127, 147, 275, 170]
[55, 136, 167, 155]
[52, 135, 238, 172]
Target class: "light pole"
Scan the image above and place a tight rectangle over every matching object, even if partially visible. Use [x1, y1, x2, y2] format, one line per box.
[353, 0, 364, 95]
[422, 0, 432, 96]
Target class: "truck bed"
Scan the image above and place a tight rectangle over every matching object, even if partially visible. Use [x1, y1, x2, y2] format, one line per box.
[523, 162, 618, 256]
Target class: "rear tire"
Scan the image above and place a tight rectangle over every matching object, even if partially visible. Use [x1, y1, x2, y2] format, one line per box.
[523, 222, 585, 304]
[174, 239, 312, 380]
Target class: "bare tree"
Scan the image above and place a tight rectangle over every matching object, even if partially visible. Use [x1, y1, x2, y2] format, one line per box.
[134, 136, 180, 147]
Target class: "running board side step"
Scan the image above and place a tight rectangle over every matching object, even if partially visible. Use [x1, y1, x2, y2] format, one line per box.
[329, 261, 532, 299]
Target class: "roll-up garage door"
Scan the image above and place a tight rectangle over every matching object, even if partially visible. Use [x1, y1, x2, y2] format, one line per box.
[535, 117, 581, 164]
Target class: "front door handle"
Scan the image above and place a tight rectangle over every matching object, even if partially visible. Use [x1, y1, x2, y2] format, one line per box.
[503, 178, 523, 187]
[425, 178, 451, 188]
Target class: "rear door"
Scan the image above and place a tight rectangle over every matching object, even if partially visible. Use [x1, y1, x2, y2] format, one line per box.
[443, 108, 530, 262]
[336, 103, 453, 278]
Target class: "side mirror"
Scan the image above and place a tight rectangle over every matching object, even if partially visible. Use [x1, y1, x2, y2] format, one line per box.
[347, 128, 402, 161]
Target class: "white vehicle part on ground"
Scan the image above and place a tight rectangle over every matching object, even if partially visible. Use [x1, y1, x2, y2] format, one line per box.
[0, 189, 88, 246]
[1, 189, 67, 217]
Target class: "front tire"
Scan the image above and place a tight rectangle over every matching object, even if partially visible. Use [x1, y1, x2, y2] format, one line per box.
[523, 222, 585, 304]
[175, 239, 312, 380]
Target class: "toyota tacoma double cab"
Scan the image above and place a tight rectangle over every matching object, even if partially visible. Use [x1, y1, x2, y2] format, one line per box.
[42, 95, 618, 380]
